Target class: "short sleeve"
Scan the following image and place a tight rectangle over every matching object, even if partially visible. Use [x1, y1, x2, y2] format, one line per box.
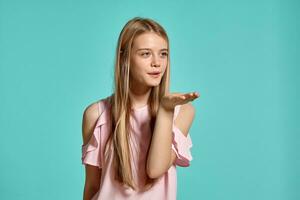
[171, 105, 193, 167]
[81, 99, 108, 168]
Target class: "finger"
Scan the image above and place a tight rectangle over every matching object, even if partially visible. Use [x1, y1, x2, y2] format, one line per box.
[177, 98, 193, 105]
[182, 94, 199, 103]
[178, 95, 194, 103]
[182, 92, 198, 99]
[180, 97, 197, 104]
[182, 93, 198, 101]
[173, 95, 188, 105]
[168, 95, 183, 105]
[190, 92, 200, 99]
[192, 92, 200, 97]
[191, 92, 200, 98]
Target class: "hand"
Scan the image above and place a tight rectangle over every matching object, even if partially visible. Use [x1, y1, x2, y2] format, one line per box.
[160, 92, 200, 111]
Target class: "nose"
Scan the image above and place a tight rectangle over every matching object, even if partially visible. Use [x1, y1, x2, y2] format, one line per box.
[151, 55, 160, 67]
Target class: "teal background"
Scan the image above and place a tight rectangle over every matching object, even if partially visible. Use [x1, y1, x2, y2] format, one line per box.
[0, 0, 299, 199]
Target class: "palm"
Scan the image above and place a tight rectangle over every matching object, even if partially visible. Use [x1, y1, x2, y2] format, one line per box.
[161, 92, 200, 110]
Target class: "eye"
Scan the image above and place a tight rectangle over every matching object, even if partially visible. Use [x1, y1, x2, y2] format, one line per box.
[140, 52, 151, 57]
[161, 52, 168, 57]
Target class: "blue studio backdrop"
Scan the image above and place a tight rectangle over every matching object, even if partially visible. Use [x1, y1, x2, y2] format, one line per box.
[0, 0, 299, 200]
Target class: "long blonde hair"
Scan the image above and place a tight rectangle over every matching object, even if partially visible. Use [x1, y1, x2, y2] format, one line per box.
[105, 17, 170, 191]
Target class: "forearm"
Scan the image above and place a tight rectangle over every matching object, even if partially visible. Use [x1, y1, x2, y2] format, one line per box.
[83, 184, 99, 200]
[146, 105, 174, 178]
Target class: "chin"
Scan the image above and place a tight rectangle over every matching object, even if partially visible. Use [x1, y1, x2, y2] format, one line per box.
[149, 83, 160, 87]
[147, 80, 162, 87]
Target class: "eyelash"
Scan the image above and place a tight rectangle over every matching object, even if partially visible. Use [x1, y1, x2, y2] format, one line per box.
[141, 52, 150, 56]
[141, 52, 168, 57]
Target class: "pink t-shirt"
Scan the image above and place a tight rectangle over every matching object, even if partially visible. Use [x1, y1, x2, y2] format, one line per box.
[81, 96, 193, 200]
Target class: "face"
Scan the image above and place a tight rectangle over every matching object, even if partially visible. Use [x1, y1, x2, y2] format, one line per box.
[129, 32, 168, 89]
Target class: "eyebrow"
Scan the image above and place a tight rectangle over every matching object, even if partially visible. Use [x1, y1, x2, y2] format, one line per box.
[136, 48, 168, 52]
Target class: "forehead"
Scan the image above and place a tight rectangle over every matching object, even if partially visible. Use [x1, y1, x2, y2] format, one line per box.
[132, 32, 168, 50]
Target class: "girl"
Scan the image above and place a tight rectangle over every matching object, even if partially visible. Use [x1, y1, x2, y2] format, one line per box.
[81, 17, 200, 200]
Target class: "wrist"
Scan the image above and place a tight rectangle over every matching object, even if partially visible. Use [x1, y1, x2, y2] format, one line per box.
[159, 104, 175, 114]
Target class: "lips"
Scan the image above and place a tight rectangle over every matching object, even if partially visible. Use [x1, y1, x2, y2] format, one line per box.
[148, 72, 160, 75]
[148, 72, 161, 78]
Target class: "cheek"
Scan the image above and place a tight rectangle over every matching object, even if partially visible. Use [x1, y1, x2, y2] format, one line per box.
[161, 61, 168, 74]
[131, 58, 148, 74]
[130, 62, 147, 80]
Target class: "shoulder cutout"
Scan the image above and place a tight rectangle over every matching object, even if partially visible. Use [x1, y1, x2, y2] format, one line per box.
[82, 101, 101, 146]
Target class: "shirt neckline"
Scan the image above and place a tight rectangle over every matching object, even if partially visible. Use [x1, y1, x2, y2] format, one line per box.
[131, 104, 149, 112]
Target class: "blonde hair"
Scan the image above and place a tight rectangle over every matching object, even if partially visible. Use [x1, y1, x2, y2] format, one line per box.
[105, 17, 170, 191]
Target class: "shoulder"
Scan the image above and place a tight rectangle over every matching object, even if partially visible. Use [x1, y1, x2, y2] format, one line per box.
[82, 95, 111, 122]
[82, 95, 112, 145]
[179, 102, 195, 116]
[83, 101, 100, 124]
[176, 102, 195, 122]
[82, 101, 100, 145]
[174, 103, 196, 137]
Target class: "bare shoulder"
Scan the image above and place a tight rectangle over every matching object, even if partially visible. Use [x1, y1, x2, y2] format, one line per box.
[83, 101, 99, 121]
[174, 102, 196, 137]
[180, 102, 195, 116]
[177, 102, 196, 122]
[82, 101, 100, 145]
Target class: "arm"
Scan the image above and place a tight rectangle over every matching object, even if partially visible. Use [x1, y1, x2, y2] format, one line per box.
[146, 104, 174, 179]
[146, 101, 196, 179]
[82, 103, 102, 200]
[83, 165, 102, 200]
[169, 103, 195, 167]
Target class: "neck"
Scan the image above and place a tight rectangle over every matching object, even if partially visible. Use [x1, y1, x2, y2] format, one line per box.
[129, 84, 152, 109]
